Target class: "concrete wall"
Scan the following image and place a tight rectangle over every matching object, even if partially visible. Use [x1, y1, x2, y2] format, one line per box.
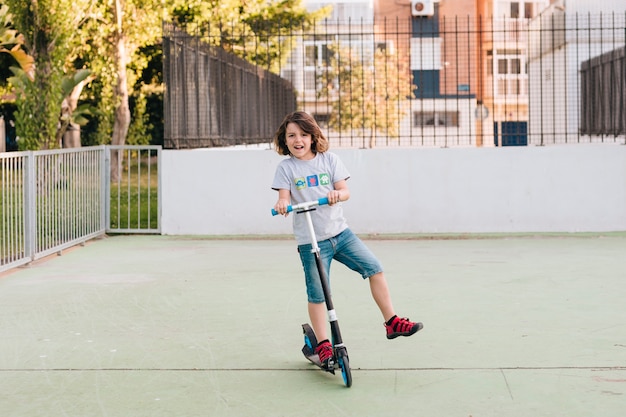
[161, 145, 626, 236]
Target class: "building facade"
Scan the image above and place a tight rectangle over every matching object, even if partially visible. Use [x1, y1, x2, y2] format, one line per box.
[284, 0, 557, 147]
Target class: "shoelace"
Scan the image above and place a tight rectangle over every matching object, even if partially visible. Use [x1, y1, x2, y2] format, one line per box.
[315, 343, 333, 362]
[391, 317, 415, 333]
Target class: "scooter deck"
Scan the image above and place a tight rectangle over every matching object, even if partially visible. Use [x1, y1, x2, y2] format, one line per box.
[303, 344, 338, 373]
[302, 323, 336, 373]
[302, 345, 323, 367]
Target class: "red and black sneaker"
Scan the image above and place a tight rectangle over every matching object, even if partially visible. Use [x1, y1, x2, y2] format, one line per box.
[385, 316, 423, 339]
[314, 339, 335, 371]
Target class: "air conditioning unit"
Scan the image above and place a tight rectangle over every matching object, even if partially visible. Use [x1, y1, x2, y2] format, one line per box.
[411, 0, 434, 17]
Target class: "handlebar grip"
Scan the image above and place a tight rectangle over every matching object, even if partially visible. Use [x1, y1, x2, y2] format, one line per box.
[271, 197, 330, 216]
[317, 197, 329, 206]
[271, 205, 293, 216]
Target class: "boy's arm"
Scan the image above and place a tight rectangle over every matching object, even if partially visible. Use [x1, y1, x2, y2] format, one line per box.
[329, 180, 350, 205]
[274, 188, 292, 216]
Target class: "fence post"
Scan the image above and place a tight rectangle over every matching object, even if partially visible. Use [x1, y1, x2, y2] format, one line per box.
[0, 117, 5, 153]
[103, 145, 110, 232]
[23, 152, 36, 261]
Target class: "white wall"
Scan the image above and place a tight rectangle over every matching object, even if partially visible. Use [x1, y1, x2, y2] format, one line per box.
[161, 145, 626, 235]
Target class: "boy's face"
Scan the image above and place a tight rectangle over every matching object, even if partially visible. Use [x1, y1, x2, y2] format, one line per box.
[285, 122, 315, 160]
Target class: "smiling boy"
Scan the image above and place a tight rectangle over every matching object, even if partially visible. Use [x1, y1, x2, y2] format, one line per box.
[271, 111, 423, 370]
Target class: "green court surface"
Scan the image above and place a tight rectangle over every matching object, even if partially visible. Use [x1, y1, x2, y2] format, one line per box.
[1, 234, 625, 416]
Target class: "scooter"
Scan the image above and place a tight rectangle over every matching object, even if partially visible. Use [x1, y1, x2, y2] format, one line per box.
[272, 197, 352, 387]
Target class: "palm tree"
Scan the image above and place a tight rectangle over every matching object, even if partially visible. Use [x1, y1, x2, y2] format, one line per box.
[0, 5, 34, 79]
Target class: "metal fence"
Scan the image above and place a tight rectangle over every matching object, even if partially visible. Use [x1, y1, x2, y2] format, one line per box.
[163, 25, 297, 149]
[163, 12, 626, 148]
[0, 145, 161, 273]
[106, 146, 161, 234]
[580, 46, 625, 137]
[527, 10, 626, 145]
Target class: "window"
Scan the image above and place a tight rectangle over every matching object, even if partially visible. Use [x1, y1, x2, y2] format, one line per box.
[305, 43, 332, 67]
[489, 49, 527, 97]
[496, 1, 542, 19]
[413, 111, 459, 127]
[303, 40, 334, 92]
[313, 113, 330, 128]
[510, 58, 521, 74]
[524, 2, 535, 19]
[510, 2, 520, 18]
[306, 1, 374, 21]
[498, 59, 508, 74]
[411, 37, 442, 70]
[376, 40, 395, 55]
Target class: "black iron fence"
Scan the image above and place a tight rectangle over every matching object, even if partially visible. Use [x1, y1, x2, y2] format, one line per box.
[163, 11, 626, 148]
[580, 46, 625, 137]
[163, 25, 297, 149]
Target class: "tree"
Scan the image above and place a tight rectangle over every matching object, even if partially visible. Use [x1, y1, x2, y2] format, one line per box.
[3, 0, 327, 152]
[319, 42, 414, 148]
[110, 0, 130, 152]
[5, 0, 94, 150]
[4, 0, 162, 151]
[77, 0, 163, 146]
[2, 4, 93, 151]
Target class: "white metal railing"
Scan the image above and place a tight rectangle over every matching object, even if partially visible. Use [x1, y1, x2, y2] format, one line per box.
[0, 145, 161, 273]
[105, 145, 161, 234]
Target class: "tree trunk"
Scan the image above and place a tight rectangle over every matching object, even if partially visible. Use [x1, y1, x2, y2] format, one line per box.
[110, 0, 131, 182]
[62, 124, 81, 148]
[58, 75, 95, 148]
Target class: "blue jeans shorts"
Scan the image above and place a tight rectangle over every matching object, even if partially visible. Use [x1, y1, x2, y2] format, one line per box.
[297, 228, 383, 303]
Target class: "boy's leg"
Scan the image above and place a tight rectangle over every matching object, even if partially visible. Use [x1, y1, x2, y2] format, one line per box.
[369, 272, 395, 322]
[309, 301, 334, 370]
[298, 240, 334, 343]
[371, 272, 423, 338]
[308, 301, 328, 342]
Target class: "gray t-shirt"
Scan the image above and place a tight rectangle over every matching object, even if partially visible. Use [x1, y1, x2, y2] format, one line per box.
[272, 152, 350, 245]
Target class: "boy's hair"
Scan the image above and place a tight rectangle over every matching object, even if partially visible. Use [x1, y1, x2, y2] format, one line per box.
[273, 111, 329, 156]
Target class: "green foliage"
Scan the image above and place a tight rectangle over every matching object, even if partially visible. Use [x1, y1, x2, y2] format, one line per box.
[11, 65, 64, 150]
[2, 0, 326, 148]
[0, 4, 34, 78]
[76, 0, 165, 146]
[59, 69, 95, 129]
[126, 90, 153, 146]
[61, 68, 91, 96]
[5, 0, 80, 149]
[171, 0, 331, 73]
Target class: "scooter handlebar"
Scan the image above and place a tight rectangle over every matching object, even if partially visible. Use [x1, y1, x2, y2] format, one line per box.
[271, 197, 329, 216]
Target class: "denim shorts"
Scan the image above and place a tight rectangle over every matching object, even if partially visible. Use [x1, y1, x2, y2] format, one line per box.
[297, 228, 383, 303]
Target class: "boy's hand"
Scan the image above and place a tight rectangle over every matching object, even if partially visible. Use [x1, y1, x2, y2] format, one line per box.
[274, 199, 290, 216]
[327, 190, 342, 205]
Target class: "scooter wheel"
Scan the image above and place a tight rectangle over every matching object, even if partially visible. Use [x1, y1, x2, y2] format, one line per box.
[337, 350, 352, 387]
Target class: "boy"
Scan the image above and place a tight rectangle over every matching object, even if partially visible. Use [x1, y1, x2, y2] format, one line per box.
[272, 111, 423, 370]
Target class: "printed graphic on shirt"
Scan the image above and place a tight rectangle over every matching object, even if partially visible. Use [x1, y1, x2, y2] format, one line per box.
[294, 173, 330, 190]
[294, 177, 306, 190]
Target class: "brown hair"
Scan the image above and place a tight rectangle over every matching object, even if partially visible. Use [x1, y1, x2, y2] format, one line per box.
[273, 111, 329, 156]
